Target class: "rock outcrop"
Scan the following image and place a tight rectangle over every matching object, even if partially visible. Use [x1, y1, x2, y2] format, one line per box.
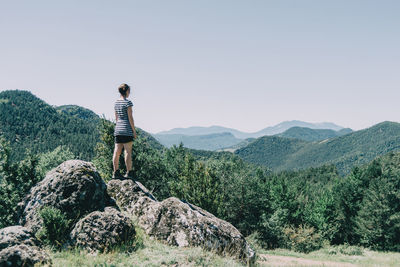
[18, 160, 116, 233]
[4, 160, 255, 264]
[70, 207, 135, 253]
[0, 226, 51, 266]
[107, 179, 256, 264]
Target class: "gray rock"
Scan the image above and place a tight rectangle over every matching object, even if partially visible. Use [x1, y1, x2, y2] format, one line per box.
[70, 207, 135, 253]
[107, 179, 255, 264]
[0, 226, 51, 267]
[0, 226, 38, 250]
[0, 244, 51, 267]
[18, 160, 116, 233]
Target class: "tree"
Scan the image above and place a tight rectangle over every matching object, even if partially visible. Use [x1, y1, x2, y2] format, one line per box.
[0, 137, 40, 228]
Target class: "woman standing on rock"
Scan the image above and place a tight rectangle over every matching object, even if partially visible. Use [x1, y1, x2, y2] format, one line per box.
[113, 83, 137, 179]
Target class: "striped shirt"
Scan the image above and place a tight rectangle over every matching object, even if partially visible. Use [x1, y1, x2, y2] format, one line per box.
[114, 98, 134, 136]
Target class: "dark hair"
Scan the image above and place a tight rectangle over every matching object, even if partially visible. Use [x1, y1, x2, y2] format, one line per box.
[118, 83, 130, 97]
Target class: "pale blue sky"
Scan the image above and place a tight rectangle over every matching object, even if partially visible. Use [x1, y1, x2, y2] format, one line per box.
[1, 0, 399, 133]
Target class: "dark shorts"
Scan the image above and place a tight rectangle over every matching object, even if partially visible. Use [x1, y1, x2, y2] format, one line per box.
[115, 135, 134, 144]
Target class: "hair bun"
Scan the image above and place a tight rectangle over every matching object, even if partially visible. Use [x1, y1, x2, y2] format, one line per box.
[118, 83, 130, 96]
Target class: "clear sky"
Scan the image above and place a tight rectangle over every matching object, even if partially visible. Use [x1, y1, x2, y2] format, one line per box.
[1, 0, 399, 133]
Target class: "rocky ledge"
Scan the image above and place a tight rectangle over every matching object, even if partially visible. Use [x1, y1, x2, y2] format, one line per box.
[0, 160, 255, 266]
[108, 179, 256, 264]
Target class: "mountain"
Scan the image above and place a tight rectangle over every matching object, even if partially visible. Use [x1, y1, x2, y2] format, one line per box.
[276, 126, 353, 142]
[253, 120, 345, 137]
[156, 120, 346, 139]
[221, 127, 352, 151]
[235, 121, 400, 174]
[153, 132, 243, 151]
[0, 90, 101, 161]
[157, 125, 252, 139]
[0, 90, 163, 161]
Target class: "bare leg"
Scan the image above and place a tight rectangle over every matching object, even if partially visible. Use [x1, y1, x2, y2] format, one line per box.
[113, 143, 124, 172]
[123, 141, 133, 171]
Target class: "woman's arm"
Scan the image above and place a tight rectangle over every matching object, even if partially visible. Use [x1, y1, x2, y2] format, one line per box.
[115, 111, 118, 122]
[127, 106, 137, 139]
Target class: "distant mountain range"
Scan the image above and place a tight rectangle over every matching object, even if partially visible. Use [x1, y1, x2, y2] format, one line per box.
[234, 121, 400, 175]
[2, 90, 399, 177]
[153, 122, 352, 151]
[153, 132, 243, 151]
[155, 120, 346, 139]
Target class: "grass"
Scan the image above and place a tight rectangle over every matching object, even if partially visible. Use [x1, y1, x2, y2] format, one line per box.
[256, 246, 400, 267]
[37, 230, 400, 267]
[36, 214, 400, 267]
[245, 234, 400, 267]
[40, 226, 245, 267]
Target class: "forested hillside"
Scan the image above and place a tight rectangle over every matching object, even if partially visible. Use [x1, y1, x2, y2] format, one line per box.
[235, 121, 400, 174]
[277, 126, 352, 141]
[0, 90, 100, 161]
[0, 90, 163, 161]
[55, 105, 100, 120]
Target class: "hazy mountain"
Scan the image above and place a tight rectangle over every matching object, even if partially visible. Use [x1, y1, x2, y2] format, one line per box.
[153, 132, 243, 151]
[156, 120, 346, 139]
[221, 127, 352, 151]
[253, 120, 345, 137]
[156, 126, 251, 139]
[235, 121, 400, 174]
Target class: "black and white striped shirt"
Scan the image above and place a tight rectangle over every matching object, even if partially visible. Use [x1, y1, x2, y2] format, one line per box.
[114, 98, 134, 136]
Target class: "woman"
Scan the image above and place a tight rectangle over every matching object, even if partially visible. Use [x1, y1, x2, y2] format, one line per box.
[113, 83, 137, 179]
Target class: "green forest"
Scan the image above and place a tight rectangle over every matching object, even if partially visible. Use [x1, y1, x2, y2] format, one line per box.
[1, 90, 400, 254]
[235, 121, 400, 174]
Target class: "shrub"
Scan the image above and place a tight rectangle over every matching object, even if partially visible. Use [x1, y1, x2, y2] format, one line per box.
[326, 244, 364, 256]
[0, 137, 41, 228]
[283, 224, 323, 253]
[36, 206, 72, 249]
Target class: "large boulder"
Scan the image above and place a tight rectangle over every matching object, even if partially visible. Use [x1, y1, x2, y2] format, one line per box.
[70, 207, 136, 253]
[0, 226, 51, 267]
[18, 160, 116, 233]
[107, 179, 256, 264]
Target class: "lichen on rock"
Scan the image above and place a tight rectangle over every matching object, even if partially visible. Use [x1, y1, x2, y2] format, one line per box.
[70, 207, 136, 253]
[18, 160, 116, 234]
[0, 226, 51, 266]
[107, 179, 256, 264]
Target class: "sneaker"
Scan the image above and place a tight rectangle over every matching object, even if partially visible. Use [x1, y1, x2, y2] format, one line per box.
[112, 170, 124, 180]
[125, 170, 134, 179]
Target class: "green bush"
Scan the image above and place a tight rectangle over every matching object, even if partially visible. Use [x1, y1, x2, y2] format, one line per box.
[0, 137, 41, 228]
[36, 206, 72, 249]
[283, 224, 323, 253]
[326, 244, 364, 256]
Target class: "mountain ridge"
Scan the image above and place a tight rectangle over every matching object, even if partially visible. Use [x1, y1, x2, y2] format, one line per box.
[0, 90, 162, 160]
[156, 120, 346, 139]
[235, 121, 400, 174]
